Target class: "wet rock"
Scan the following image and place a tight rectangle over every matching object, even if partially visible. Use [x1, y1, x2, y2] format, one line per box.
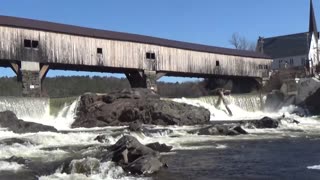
[0, 111, 57, 133]
[106, 135, 165, 175]
[146, 142, 173, 152]
[5, 156, 31, 165]
[302, 87, 320, 114]
[128, 121, 142, 132]
[64, 157, 100, 175]
[264, 90, 285, 112]
[197, 125, 248, 136]
[94, 131, 123, 143]
[4, 155, 93, 179]
[94, 135, 110, 143]
[231, 125, 249, 134]
[0, 138, 34, 145]
[107, 135, 158, 163]
[280, 117, 300, 124]
[72, 88, 210, 128]
[296, 78, 320, 115]
[142, 128, 173, 137]
[291, 109, 307, 117]
[124, 154, 164, 175]
[251, 117, 279, 129]
[4, 156, 75, 178]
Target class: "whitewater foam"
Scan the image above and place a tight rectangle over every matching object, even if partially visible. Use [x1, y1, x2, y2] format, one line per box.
[1, 95, 320, 179]
[172, 97, 274, 121]
[307, 164, 320, 170]
[19, 97, 80, 130]
[0, 96, 48, 119]
[39, 161, 150, 180]
[216, 144, 228, 149]
[0, 161, 24, 171]
[0, 143, 67, 160]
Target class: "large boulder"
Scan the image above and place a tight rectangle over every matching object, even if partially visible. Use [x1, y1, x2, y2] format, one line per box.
[106, 135, 166, 175]
[196, 124, 248, 136]
[128, 121, 143, 132]
[2, 135, 167, 177]
[302, 86, 320, 115]
[72, 88, 210, 128]
[146, 142, 173, 152]
[0, 111, 57, 133]
[124, 154, 164, 175]
[248, 117, 280, 129]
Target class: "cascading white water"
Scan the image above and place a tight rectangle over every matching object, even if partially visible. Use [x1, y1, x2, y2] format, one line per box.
[172, 94, 271, 121]
[0, 96, 49, 119]
[0, 94, 266, 130]
[0, 94, 320, 179]
[195, 94, 264, 112]
[51, 97, 81, 130]
[0, 96, 80, 130]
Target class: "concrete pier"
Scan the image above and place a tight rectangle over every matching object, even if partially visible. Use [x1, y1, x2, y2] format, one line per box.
[125, 70, 158, 91]
[21, 62, 41, 97]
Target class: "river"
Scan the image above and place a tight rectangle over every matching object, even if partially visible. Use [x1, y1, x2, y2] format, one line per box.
[0, 94, 319, 180]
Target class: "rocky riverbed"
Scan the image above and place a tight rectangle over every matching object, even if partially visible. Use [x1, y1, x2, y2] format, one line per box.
[0, 89, 319, 179]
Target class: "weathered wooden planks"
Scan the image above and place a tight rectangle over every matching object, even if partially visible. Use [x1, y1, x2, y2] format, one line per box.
[0, 26, 272, 77]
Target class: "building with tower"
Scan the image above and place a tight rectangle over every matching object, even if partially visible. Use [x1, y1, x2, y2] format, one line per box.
[256, 0, 319, 75]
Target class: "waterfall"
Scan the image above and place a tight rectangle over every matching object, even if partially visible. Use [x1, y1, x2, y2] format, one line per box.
[0, 96, 49, 119]
[197, 94, 265, 112]
[0, 93, 266, 126]
[0, 96, 80, 130]
[171, 94, 267, 121]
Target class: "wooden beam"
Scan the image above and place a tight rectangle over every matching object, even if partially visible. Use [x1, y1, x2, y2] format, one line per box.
[10, 62, 19, 76]
[156, 72, 166, 80]
[39, 65, 49, 81]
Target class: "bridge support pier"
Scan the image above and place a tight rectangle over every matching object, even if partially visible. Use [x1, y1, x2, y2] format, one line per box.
[20, 62, 49, 97]
[125, 70, 163, 92]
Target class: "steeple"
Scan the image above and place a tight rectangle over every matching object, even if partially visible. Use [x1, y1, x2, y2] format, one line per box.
[309, 0, 318, 40]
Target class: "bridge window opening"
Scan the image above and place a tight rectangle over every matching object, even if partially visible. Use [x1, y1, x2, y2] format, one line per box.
[146, 52, 156, 60]
[258, 65, 263, 69]
[24, 39, 31, 48]
[32, 40, 39, 49]
[146, 52, 151, 59]
[24, 39, 39, 49]
[301, 58, 305, 65]
[97, 48, 103, 54]
[264, 65, 268, 69]
[151, 53, 156, 59]
[278, 60, 281, 68]
[216, 60, 220, 66]
[289, 58, 293, 65]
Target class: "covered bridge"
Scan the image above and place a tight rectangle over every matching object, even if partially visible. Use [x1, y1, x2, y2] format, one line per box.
[0, 15, 272, 96]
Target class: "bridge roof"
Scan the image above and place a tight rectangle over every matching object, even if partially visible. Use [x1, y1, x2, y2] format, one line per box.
[0, 15, 270, 59]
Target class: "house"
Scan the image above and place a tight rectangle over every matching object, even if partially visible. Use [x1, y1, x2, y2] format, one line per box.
[256, 0, 319, 75]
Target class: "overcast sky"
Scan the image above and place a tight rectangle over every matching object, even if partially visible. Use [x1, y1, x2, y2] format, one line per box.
[0, 0, 318, 82]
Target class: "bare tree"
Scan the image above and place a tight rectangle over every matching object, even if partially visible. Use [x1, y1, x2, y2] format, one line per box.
[229, 32, 256, 51]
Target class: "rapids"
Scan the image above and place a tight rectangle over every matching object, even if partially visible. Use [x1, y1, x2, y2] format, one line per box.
[0, 94, 320, 179]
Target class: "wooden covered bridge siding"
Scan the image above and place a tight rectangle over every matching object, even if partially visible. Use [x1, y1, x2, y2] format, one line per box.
[0, 19, 271, 96]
